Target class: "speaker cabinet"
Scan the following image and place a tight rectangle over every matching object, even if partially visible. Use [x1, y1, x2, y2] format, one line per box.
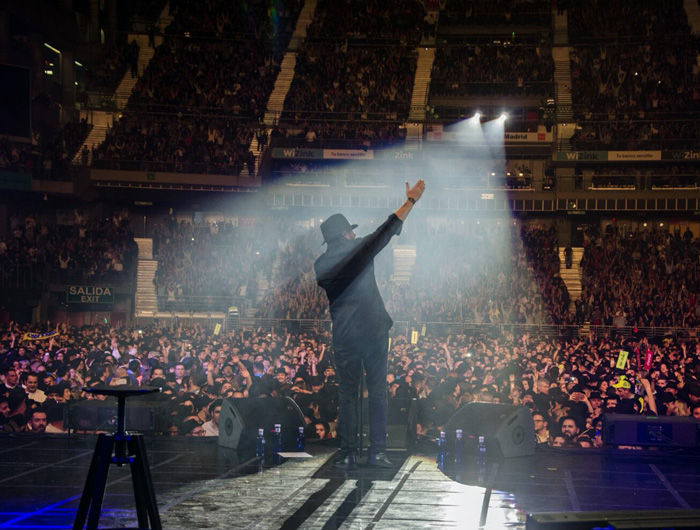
[603, 413, 700, 447]
[444, 402, 535, 458]
[218, 397, 305, 451]
[361, 398, 417, 450]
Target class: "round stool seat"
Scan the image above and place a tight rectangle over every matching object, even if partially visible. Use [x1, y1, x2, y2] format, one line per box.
[85, 386, 161, 398]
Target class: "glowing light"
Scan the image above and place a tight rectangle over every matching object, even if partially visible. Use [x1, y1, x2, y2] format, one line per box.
[473, 112, 481, 120]
[500, 113, 508, 121]
[44, 43, 61, 54]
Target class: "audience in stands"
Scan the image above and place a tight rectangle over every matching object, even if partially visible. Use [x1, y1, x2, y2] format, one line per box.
[568, 0, 700, 151]
[0, 119, 90, 181]
[431, 44, 554, 97]
[283, 43, 417, 123]
[92, 0, 302, 174]
[579, 223, 700, 329]
[86, 40, 140, 94]
[0, 210, 137, 287]
[440, 0, 551, 26]
[151, 216, 285, 312]
[251, 221, 569, 325]
[278, 0, 424, 144]
[306, 0, 425, 44]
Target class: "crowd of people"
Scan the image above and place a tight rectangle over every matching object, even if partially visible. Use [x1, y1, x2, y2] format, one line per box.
[279, 0, 424, 142]
[92, 0, 302, 174]
[282, 43, 417, 123]
[0, 210, 137, 288]
[151, 217, 291, 312]
[271, 121, 407, 149]
[3, 318, 700, 452]
[568, 0, 700, 151]
[86, 40, 141, 94]
[431, 43, 554, 98]
[0, 120, 90, 181]
[578, 224, 700, 330]
[3, 210, 700, 451]
[439, 0, 552, 26]
[250, 221, 571, 326]
[306, 0, 425, 44]
[581, 164, 700, 190]
[92, 114, 256, 176]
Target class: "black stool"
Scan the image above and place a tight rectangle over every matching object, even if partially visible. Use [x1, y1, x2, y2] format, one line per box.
[73, 386, 162, 530]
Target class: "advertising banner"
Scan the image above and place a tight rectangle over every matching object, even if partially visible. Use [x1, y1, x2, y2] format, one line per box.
[272, 148, 323, 159]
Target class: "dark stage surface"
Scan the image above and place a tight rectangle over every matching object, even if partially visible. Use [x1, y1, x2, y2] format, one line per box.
[1, 434, 700, 529]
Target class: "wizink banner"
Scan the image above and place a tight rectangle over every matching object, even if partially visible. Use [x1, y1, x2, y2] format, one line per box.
[272, 148, 422, 160]
[272, 148, 323, 159]
[66, 286, 115, 304]
[662, 150, 700, 161]
[556, 151, 662, 162]
[271, 148, 376, 160]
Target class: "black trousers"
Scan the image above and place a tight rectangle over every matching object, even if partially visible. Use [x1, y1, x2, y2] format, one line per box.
[333, 333, 389, 454]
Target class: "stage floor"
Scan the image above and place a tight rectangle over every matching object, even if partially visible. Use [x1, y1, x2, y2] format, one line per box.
[1, 435, 700, 529]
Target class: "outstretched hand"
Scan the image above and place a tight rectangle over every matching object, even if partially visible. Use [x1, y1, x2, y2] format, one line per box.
[406, 179, 426, 202]
[395, 180, 426, 221]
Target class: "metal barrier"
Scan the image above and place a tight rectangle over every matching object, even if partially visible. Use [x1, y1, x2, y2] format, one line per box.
[232, 319, 698, 340]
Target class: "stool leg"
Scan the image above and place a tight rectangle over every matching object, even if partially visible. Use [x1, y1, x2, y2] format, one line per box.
[86, 434, 116, 530]
[73, 434, 105, 530]
[129, 436, 150, 529]
[132, 434, 162, 530]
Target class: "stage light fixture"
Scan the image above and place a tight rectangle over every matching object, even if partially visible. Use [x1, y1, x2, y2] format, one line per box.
[500, 113, 508, 120]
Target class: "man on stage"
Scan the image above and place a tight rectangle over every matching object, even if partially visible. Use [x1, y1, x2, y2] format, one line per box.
[315, 179, 426, 469]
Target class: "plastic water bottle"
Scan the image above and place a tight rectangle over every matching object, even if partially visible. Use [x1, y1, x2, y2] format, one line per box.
[455, 429, 463, 465]
[272, 424, 283, 464]
[273, 424, 283, 453]
[256, 428, 266, 457]
[296, 426, 305, 451]
[437, 431, 446, 471]
[477, 435, 486, 486]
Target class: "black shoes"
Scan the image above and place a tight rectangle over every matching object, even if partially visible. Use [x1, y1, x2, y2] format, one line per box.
[333, 452, 357, 470]
[367, 452, 397, 468]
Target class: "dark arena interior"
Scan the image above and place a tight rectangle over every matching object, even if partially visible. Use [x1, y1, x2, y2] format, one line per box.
[3, 1, 700, 529]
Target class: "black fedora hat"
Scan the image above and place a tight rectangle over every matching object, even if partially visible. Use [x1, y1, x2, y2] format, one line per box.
[320, 214, 357, 244]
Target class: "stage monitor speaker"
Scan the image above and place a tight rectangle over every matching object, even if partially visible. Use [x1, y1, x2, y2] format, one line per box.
[361, 398, 417, 450]
[444, 402, 535, 458]
[219, 396, 305, 451]
[67, 400, 159, 432]
[526, 509, 700, 530]
[603, 413, 700, 447]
